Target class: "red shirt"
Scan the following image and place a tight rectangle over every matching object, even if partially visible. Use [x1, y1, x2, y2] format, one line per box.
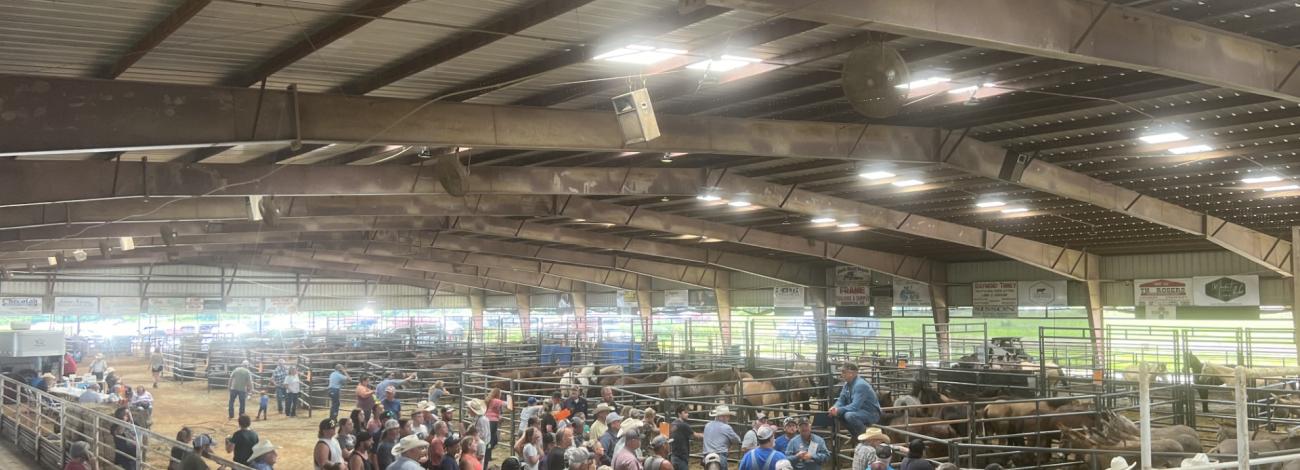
[64, 354, 77, 375]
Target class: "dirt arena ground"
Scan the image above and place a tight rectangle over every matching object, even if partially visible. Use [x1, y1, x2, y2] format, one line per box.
[110, 355, 330, 470]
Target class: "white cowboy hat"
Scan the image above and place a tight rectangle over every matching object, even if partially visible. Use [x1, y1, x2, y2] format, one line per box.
[858, 427, 890, 443]
[617, 418, 644, 438]
[467, 399, 486, 416]
[417, 400, 436, 412]
[392, 434, 430, 456]
[1110, 456, 1136, 470]
[1180, 454, 1216, 468]
[247, 439, 279, 462]
[594, 403, 612, 413]
[709, 405, 735, 417]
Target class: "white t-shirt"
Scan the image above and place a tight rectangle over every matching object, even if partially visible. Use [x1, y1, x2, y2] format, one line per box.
[285, 374, 301, 394]
[523, 443, 541, 470]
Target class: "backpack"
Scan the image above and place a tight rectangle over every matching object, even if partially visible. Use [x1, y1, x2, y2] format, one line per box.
[501, 456, 522, 470]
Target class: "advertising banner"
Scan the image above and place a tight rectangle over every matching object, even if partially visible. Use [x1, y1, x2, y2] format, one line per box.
[664, 290, 689, 308]
[892, 281, 930, 308]
[224, 298, 263, 315]
[265, 297, 299, 315]
[1018, 280, 1068, 308]
[835, 286, 869, 307]
[973, 281, 1018, 317]
[1192, 275, 1260, 306]
[147, 298, 187, 315]
[835, 266, 871, 286]
[0, 297, 42, 315]
[773, 286, 804, 308]
[101, 297, 141, 316]
[54, 297, 98, 315]
[1134, 278, 1192, 306]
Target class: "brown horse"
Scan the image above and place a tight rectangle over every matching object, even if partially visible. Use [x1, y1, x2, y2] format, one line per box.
[659, 368, 746, 403]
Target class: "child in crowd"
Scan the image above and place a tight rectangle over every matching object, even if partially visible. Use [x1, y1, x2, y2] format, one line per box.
[257, 390, 270, 420]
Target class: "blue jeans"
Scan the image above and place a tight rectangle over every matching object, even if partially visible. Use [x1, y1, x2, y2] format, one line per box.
[328, 388, 341, 420]
[838, 410, 874, 440]
[228, 389, 247, 418]
[671, 456, 689, 470]
[275, 386, 286, 413]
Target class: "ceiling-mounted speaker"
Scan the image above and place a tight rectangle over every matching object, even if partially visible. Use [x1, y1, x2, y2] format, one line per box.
[1, 268, 11, 281]
[433, 154, 468, 197]
[160, 224, 178, 246]
[611, 88, 661, 145]
[98, 240, 113, 260]
[842, 43, 911, 119]
[258, 196, 282, 227]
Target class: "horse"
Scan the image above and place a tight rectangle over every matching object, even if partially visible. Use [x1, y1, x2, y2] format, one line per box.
[737, 379, 782, 417]
[981, 397, 1094, 452]
[910, 379, 971, 436]
[659, 368, 746, 405]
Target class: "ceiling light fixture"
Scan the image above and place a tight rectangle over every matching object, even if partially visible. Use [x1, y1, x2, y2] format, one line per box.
[1001, 207, 1029, 214]
[1138, 132, 1189, 144]
[1242, 175, 1283, 184]
[896, 76, 951, 90]
[975, 200, 1007, 208]
[948, 85, 980, 94]
[1264, 184, 1300, 192]
[1168, 144, 1213, 155]
[837, 222, 861, 229]
[810, 217, 836, 224]
[594, 45, 687, 65]
[727, 200, 752, 208]
[859, 170, 896, 180]
[891, 179, 924, 188]
[686, 55, 762, 72]
[696, 194, 722, 202]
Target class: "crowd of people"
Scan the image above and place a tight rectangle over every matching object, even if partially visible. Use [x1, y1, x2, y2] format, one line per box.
[56, 356, 922, 470]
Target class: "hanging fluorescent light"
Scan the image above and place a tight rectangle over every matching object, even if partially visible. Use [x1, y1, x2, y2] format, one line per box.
[1263, 184, 1300, 192]
[1242, 175, 1283, 184]
[696, 194, 722, 201]
[594, 45, 687, 65]
[1168, 144, 1213, 155]
[948, 85, 980, 95]
[896, 76, 951, 90]
[975, 200, 1006, 208]
[1138, 132, 1188, 144]
[837, 222, 861, 229]
[687, 55, 762, 72]
[727, 200, 752, 208]
[859, 170, 896, 180]
[891, 179, 924, 188]
[1001, 207, 1029, 214]
[810, 217, 837, 224]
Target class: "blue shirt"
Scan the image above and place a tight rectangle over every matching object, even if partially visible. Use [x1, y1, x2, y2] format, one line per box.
[785, 434, 829, 470]
[382, 397, 401, 416]
[329, 371, 347, 390]
[834, 376, 881, 423]
[260, 395, 270, 408]
[739, 447, 786, 470]
[376, 379, 405, 396]
[773, 435, 793, 456]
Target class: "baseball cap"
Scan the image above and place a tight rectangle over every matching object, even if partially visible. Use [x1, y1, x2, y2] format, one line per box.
[650, 436, 673, 449]
[605, 413, 622, 424]
[756, 427, 774, 441]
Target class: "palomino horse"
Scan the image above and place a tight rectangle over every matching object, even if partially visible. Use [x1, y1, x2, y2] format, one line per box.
[659, 368, 747, 405]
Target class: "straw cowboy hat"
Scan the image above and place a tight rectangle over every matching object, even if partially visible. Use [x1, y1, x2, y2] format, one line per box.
[247, 440, 279, 462]
[594, 403, 612, 414]
[617, 418, 644, 438]
[392, 434, 430, 456]
[858, 428, 890, 443]
[709, 405, 736, 417]
[417, 400, 436, 412]
[1110, 456, 1136, 470]
[467, 399, 486, 416]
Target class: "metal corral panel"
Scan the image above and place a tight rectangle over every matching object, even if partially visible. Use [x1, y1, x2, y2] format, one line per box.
[947, 260, 1068, 283]
[730, 288, 771, 307]
[431, 295, 470, 309]
[304, 281, 367, 297]
[587, 292, 616, 307]
[1101, 251, 1269, 279]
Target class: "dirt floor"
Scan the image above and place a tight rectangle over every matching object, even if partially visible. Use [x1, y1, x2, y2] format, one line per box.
[109, 355, 326, 470]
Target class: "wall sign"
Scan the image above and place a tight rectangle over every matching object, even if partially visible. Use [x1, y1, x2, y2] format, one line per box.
[892, 281, 930, 308]
[1192, 275, 1259, 306]
[54, 297, 98, 315]
[100, 297, 140, 316]
[224, 298, 263, 315]
[835, 267, 870, 286]
[265, 297, 299, 315]
[0, 297, 42, 315]
[1018, 280, 1067, 308]
[664, 290, 689, 308]
[1134, 278, 1192, 306]
[835, 286, 869, 307]
[773, 286, 804, 308]
[973, 281, 1018, 317]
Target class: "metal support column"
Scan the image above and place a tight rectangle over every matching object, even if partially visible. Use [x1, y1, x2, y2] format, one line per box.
[572, 288, 588, 343]
[1083, 253, 1105, 364]
[516, 292, 531, 340]
[1292, 227, 1300, 364]
[469, 293, 486, 335]
[715, 274, 732, 348]
[929, 264, 950, 360]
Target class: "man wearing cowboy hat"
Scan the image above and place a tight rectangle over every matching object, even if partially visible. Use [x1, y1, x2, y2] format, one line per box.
[389, 434, 431, 470]
[611, 425, 643, 470]
[702, 405, 742, 470]
[738, 427, 785, 470]
[467, 399, 491, 461]
[828, 363, 881, 440]
[851, 428, 890, 470]
[589, 403, 612, 444]
[597, 412, 624, 466]
[248, 439, 280, 470]
[89, 353, 108, 387]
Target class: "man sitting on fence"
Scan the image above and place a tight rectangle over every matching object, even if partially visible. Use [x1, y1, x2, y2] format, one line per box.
[828, 363, 880, 440]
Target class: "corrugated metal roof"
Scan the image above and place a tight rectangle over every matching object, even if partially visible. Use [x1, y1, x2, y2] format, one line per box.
[0, 0, 178, 78]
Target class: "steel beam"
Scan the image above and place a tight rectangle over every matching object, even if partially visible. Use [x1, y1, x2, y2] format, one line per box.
[708, 0, 1300, 103]
[192, 252, 525, 294]
[0, 160, 703, 206]
[0, 195, 552, 230]
[261, 247, 575, 293]
[99, 0, 213, 79]
[0, 75, 936, 163]
[0, 217, 449, 248]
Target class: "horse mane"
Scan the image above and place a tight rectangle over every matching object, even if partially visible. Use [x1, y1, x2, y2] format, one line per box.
[1185, 352, 1204, 374]
[696, 368, 740, 382]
